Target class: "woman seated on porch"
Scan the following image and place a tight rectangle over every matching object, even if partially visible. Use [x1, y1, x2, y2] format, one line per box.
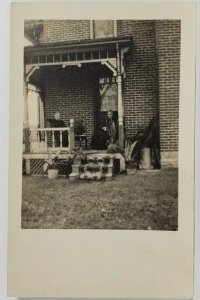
[46, 111, 68, 147]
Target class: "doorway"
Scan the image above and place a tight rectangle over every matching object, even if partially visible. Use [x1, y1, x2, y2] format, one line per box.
[92, 77, 118, 150]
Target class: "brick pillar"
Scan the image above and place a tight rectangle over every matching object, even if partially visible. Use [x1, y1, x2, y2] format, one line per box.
[155, 20, 180, 167]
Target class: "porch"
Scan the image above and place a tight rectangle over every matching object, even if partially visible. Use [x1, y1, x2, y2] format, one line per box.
[23, 36, 132, 159]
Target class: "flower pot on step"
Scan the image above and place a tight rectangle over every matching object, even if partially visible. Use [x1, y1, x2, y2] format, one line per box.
[48, 169, 59, 179]
[140, 147, 151, 169]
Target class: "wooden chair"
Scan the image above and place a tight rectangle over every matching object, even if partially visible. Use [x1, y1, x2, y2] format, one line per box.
[75, 134, 87, 148]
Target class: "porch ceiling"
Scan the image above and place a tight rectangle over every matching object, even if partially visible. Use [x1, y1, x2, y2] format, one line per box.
[27, 63, 113, 87]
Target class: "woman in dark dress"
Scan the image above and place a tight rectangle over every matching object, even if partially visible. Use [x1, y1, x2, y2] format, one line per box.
[47, 112, 68, 147]
[104, 110, 117, 144]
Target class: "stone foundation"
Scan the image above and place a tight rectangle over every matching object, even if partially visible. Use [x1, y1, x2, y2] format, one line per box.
[160, 151, 178, 168]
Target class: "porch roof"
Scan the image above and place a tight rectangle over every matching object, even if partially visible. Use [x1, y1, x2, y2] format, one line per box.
[25, 35, 132, 53]
[24, 36, 132, 66]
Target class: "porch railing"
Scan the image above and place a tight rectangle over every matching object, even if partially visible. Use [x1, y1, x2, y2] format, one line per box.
[36, 127, 69, 149]
[26, 123, 75, 153]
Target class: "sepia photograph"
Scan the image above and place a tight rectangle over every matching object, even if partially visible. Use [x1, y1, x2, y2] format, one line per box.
[7, 3, 196, 298]
[22, 19, 180, 230]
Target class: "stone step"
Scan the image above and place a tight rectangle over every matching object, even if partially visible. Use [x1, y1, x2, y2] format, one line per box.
[69, 154, 115, 181]
[79, 173, 113, 181]
[79, 173, 103, 180]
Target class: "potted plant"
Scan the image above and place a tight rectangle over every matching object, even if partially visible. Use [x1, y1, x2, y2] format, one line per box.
[70, 147, 86, 165]
[43, 150, 60, 179]
[107, 143, 121, 153]
[124, 139, 138, 174]
[123, 116, 161, 171]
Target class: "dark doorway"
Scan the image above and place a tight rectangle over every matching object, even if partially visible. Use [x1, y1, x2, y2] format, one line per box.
[92, 74, 118, 150]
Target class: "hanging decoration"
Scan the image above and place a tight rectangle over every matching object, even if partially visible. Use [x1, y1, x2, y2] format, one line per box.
[99, 77, 118, 112]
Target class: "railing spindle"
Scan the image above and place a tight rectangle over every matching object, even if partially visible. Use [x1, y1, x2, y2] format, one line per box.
[44, 131, 47, 143]
[52, 131, 55, 148]
[60, 130, 63, 148]
[37, 131, 40, 142]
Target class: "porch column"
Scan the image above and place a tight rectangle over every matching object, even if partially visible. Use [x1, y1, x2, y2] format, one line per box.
[69, 119, 75, 150]
[116, 43, 124, 150]
[23, 79, 30, 153]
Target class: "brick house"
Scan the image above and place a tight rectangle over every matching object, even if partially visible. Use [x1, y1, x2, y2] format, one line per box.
[23, 20, 180, 174]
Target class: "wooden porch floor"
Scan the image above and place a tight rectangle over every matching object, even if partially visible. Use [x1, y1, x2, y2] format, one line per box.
[23, 149, 108, 160]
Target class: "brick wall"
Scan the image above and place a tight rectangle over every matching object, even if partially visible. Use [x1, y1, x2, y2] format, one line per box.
[155, 20, 180, 159]
[117, 20, 159, 138]
[43, 66, 97, 142]
[39, 19, 160, 140]
[37, 19, 180, 163]
[40, 20, 90, 43]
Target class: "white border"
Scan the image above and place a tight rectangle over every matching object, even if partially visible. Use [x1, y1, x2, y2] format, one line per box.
[0, 1, 199, 300]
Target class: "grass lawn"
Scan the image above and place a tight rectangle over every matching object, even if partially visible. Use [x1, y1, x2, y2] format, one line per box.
[22, 168, 178, 230]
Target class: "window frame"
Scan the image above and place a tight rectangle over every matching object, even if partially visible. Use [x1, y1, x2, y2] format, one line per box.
[90, 20, 117, 39]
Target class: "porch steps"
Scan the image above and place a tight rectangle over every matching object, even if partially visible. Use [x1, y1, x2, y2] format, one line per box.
[69, 155, 114, 181]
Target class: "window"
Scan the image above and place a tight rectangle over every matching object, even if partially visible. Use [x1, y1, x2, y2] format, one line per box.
[92, 20, 117, 39]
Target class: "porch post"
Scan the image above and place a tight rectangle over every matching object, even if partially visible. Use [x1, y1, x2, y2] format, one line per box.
[69, 119, 75, 150]
[23, 79, 30, 153]
[116, 43, 124, 150]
